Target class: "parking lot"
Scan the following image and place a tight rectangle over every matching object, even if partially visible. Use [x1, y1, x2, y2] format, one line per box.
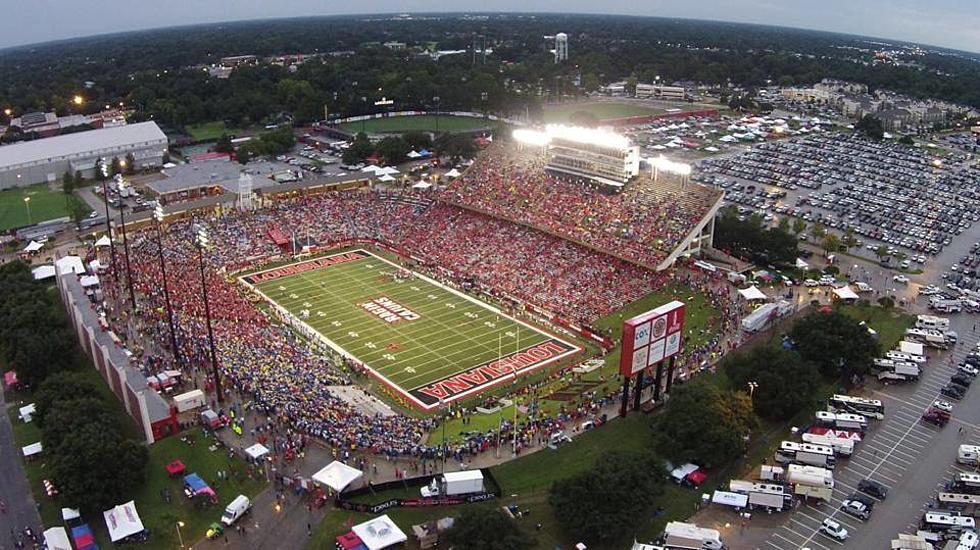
[759, 310, 980, 549]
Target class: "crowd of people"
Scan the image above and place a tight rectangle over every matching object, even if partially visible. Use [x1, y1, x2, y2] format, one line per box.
[101, 157, 737, 460]
[438, 143, 723, 269]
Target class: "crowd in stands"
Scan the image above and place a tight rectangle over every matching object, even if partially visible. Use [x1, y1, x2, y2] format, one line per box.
[439, 143, 723, 269]
[102, 160, 734, 459]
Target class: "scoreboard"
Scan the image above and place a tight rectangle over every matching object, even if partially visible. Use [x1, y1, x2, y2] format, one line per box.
[619, 300, 685, 376]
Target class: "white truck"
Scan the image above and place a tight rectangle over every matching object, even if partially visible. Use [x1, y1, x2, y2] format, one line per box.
[220, 495, 251, 526]
[740, 301, 792, 333]
[662, 522, 725, 550]
[172, 389, 206, 413]
[877, 362, 921, 383]
[420, 470, 484, 498]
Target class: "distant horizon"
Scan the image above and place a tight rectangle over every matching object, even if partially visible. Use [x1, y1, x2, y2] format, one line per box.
[1, 5, 980, 56]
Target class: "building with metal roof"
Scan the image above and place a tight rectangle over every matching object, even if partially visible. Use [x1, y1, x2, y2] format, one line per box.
[0, 121, 168, 189]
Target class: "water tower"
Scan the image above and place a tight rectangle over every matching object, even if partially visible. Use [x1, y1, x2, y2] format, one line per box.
[555, 33, 568, 63]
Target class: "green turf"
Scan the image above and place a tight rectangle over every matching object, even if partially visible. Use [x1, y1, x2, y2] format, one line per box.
[339, 115, 492, 134]
[0, 183, 79, 231]
[248, 250, 579, 409]
[185, 121, 247, 141]
[542, 101, 666, 123]
[836, 303, 915, 351]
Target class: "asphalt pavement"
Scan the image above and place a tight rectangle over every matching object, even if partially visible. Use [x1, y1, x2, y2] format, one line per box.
[0, 388, 43, 550]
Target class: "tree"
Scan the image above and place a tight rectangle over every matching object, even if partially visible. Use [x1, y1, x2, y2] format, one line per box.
[625, 74, 638, 96]
[375, 136, 410, 165]
[73, 170, 83, 186]
[236, 146, 251, 165]
[810, 222, 826, 240]
[713, 206, 797, 266]
[41, 397, 119, 452]
[855, 115, 884, 140]
[652, 379, 757, 468]
[550, 450, 664, 545]
[724, 345, 820, 420]
[434, 133, 477, 162]
[49, 424, 147, 513]
[34, 372, 105, 425]
[792, 218, 807, 235]
[110, 157, 122, 176]
[777, 216, 790, 233]
[441, 508, 536, 550]
[124, 153, 136, 175]
[822, 233, 840, 256]
[841, 227, 857, 250]
[342, 132, 373, 165]
[214, 134, 234, 154]
[898, 134, 915, 146]
[402, 131, 432, 152]
[875, 245, 889, 261]
[582, 72, 601, 92]
[789, 310, 880, 379]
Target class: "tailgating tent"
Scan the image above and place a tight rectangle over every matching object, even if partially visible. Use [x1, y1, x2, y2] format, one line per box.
[833, 286, 860, 301]
[379, 166, 400, 175]
[337, 532, 368, 550]
[444, 168, 461, 178]
[22, 442, 42, 457]
[417, 149, 432, 158]
[704, 146, 720, 152]
[54, 256, 85, 276]
[795, 258, 809, 270]
[31, 265, 56, 280]
[19, 403, 36, 422]
[184, 473, 217, 501]
[377, 174, 396, 182]
[165, 460, 186, 477]
[71, 524, 98, 550]
[23, 240, 43, 253]
[62, 508, 81, 522]
[3, 370, 16, 387]
[103, 501, 145, 542]
[313, 461, 364, 493]
[407, 150, 422, 159]
[360, 165, 383, 174]
[712, 490, 748, 508]
[94, 235, 112, 247]
[351, 515, 408, 550]
[412, 181, 432, 190]
[44, 527, 72, 550]
[245, 443, 270, 460]
[79, 275, 100, 288]
[738, 286, 768, 301]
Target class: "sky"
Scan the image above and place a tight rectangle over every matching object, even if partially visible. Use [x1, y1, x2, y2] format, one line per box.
[2, 0, 980, 53]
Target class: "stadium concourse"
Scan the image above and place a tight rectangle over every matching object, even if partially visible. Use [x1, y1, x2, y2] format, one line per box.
[97, 142, 737, 462]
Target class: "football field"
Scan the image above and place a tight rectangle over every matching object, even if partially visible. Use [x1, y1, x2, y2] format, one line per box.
[241, 250, 581, 410]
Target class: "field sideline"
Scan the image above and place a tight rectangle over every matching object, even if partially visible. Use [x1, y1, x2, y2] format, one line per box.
[241, 249, 582, 409]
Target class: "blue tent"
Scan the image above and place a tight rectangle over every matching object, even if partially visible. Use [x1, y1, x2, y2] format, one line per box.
[71, 523, 100, 550]
[417, 149, 432, 158]
[184, 473, 209, 492]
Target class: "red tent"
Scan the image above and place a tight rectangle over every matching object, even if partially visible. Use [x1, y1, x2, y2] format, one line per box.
[686, 470, 707, 487]
[3, 370, 17, 388]
[336, 532, 368, 550]
[165, 460, 186, 477]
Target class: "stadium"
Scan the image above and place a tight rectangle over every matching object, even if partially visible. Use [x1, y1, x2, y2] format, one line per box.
[106, 124, 725, 452]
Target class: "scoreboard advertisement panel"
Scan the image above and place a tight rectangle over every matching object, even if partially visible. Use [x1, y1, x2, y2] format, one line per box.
[619, 300, 686, 376]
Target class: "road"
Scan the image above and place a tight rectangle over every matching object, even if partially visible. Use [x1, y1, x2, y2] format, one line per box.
[0, 388, 42, 550]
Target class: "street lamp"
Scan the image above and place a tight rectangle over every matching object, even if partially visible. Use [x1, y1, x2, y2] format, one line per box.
[23, 196, 31, 225]
[3, 108, 11, 118]
[194, 226, 224, 404]
[154, 206, 182, 369]
[433, 96, 441, 133]
[175, 521, 185, 548]
[747, 381, 758, 400]
[116, 178, 137, 312]
[73, 95, 83, 106]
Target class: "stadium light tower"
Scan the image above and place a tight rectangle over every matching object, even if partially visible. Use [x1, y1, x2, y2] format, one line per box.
[194, 226, 223, 404]
[98, 159, 119, 283]
[116, 178, 137, 311]
[154, 206, 182, 369]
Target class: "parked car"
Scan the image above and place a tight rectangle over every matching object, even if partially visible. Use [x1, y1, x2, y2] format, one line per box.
[942, 384, 967, 400]
[922, 408, 951, 427]
[840, 499, 872, 520]
[933, 400, 955, 413]
[952, 373, 974, 387]
[820, 519, 850, 541]
[858, 479, 889, 499]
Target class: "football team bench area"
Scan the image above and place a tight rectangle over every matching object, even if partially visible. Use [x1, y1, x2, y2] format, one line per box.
[240, 249, 582, 410]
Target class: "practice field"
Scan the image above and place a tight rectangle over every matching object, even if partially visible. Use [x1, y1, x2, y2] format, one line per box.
[0, 183, 75, 231]
[542, 101, 666, 123]
[242, 250, 581, 410]
[184, 120, 248, 141]
[339, 115, 493, 134]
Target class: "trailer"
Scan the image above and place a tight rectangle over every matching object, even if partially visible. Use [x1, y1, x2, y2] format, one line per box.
[917, 315, 951, 331]
[801, 433, 854, 457]
[173, 389, 206, 412]
[786, 464, 834, 488]
[662, 522, 725, 550]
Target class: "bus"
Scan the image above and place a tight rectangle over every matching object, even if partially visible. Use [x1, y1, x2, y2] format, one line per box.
[921, 511, 976, 533]
[775, 441, 836, 468]
[828, 395, 885, 420]
[801, 433, 854, 457]
[815, 411, 868, 431]
[938, 493, 980, 516]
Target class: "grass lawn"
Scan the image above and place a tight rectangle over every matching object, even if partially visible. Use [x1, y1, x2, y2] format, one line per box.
[0, 183, 79, 231]
[542, 101, 666, 123]
[185, 121, 247, 142]
[339, 115, 492, 134]
[836, 303, 915, 351]
[6, 371, 266, 550]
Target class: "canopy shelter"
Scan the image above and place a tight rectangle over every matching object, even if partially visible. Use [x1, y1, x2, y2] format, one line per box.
[444, 168, 461, 178]
[795, 258, 809, 270]
[19, 403, 35, 422]
[4, 370, 17, 387]
[379, 166, 400, 175]
[54, 255, 85, 276]
[360, 165, 383, 174]
[407, 150, 422, 159]
[377, 174, 396, 182]
[165, 460, 186, 477]
[412, 181, 432, 190]
[103, 500, 145, 542]
[737, 286, 768, 301]
[79, 275, 100, 288]
[61, 507, 81, 522]
[833, 286, 860, 301]
[23, 240, 43, 253]
[94, 235, 112, 247]
[71, 524, 99, 550]
[337, 532, 369, 550]
[22, 442, 42, 457]
[417, 149, 432, 158]
[32, 265, 56, 280]
[44, 527, 72, 550]
[351, 514, 408, 550]
[184, 473, 217, 501]
[245, 443, 270, 461]
[313, 461, 364, 493]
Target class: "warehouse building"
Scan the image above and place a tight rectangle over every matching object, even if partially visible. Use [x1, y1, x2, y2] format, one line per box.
[0, 122, 168, 189]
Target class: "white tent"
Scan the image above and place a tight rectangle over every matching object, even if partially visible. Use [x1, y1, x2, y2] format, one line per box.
[360, 165, 383, 174]
[737, 286, 768, 301]
[407, 150, 422, 159]
[444, 168, 461, 178]
[54, 256, 85, 276]
[704, 146, 720, 152]
[833, 286, 860, 301]
[61, 508, 81, 522]
[412, 181, 433, 190]
[377, 174, 396, 182]
[103, 501, 145, 542]
[79, 275, 100, 288]
[351, 514, 408, 550]
[94, 235, 112, 247]
[244, 443, 270, 460]
[795, 258, 809, 270]
[379, 166, 400, 175]
[899, 341, 924, 356]
[23, 240, 43, 253]
[43, 527, 72, 550]
[32, 265, 56, 280]
[18, 403, 35, 422]
[22, 442, 42, 457]
[313, 460, 364, 493]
